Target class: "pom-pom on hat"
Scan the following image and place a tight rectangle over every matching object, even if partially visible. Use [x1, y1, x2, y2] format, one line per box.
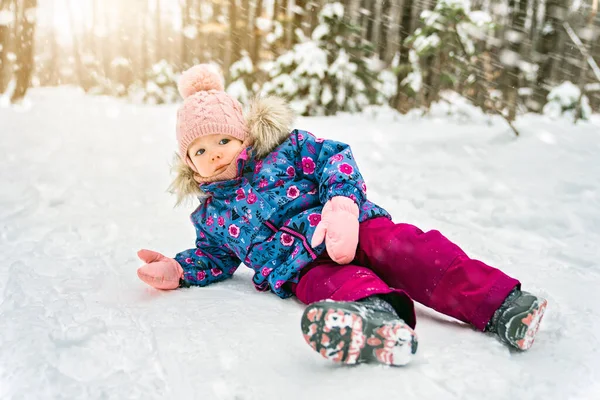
[176, 64, 248, 166]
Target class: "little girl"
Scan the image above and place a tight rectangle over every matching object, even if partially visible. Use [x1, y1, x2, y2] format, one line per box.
[137, 64, 547, 366]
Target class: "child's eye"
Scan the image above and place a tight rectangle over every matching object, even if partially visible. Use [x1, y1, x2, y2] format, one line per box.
[195, 149, 205, 156]
[219, 139, 230, 145]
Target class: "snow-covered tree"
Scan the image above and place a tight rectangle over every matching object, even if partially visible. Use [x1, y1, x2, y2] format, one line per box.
[129, 60, 178, 104]
[404, 0, 494, 109]
[261, 2, 388, 116]
[79, 53, 106, 92]
[543, 81, 592, 121]
[226, 52, 257, 105]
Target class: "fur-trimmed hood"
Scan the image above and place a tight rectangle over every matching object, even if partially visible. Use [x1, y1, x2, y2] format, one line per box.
[168, 96, 295, 205]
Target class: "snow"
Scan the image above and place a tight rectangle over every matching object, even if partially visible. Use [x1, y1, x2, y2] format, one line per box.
[375, 70, 397, 101]
[229, 54, 254, 77]
[255, 17, 272, 32]
[330, 49, 357, 79]
[469, 11, 492, 27]
[24, 7, 37, 24]
[438, 0, 471, 12]
[542, 22, 555, 35]
[402, 50, 422, 92]
[182, 25, 198, 40]
[570, 0, 583, 13]
[518, 60, 539, 81]
[311, 23, 329, 41]
[499, 49, 520, 67]
[456, 22, 476, 54]
[505, 29, 525, 43]
[226, 79, 250, 104]
[0, 10, 13, 26]
[548, 81, 582, 107]
[320, 2, 344, 21]
[543, 81, 592, 120]
[110, 57, 130, 67]
[320, 84, 333, 105]
[2, 87, 600, 399]
[200, 2, 214, 22]
[420, 10, 441, 27]
[266, 21, 283, 44]
[413, 33, 441, 53]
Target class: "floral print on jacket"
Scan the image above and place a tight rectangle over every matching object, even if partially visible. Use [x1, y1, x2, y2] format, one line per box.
[174, 129, 391, 298]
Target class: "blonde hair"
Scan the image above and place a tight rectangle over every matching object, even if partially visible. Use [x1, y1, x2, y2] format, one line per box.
[167, 96, 295, 206]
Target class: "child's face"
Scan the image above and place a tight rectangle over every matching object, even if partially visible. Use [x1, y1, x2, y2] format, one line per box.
[187, 134, 244, 178]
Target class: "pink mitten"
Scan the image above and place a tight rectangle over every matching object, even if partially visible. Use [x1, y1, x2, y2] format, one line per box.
[311, 196, 360, 264]
[137, 249, 184, 290]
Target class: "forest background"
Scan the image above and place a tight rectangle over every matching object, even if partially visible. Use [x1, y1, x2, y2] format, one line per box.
[1, 0, 599, 125]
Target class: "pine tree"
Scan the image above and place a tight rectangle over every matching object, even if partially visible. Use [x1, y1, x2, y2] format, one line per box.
[227, 52, 256, 105]
[543, 81, 592, 120]
[403, 0, 508, 120]
[129, 60, 178, 104]
[262, 2, 386, 116]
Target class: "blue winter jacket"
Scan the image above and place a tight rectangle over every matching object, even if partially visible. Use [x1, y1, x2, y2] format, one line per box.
[174, 129, 391, 298]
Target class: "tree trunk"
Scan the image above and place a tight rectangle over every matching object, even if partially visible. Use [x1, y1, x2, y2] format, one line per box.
[195, 0, 205, 61]
[0, 0, 13, 93]
[348, 0, 361, 25]
[384, 0, 402, 64]
[574, 0, 598, 121]
[207, 0, 221, 63]
[408, 0, 419, 33]
[110, 0, 134, 94]
[534, 0, 568, 109]
[66, 0, 83, 88]
[181, 0, 192, 68]
[308, 0, 322, 33]
[47, 0, 59, 85]
[529, 0, 539, 45]
[214, 0, 227, 68]
[371, 0, 382, 49]
[591, 3, 600, 110]
[102, 1, 111, 79]
[252, 0, 264, 66]
[273, 0, 280, 22]
[361, 0, 372, 41]
[140, 0, 149, 80]
[475, 50, 493, 112]
[89, 0, 105, 80]
[11, 0, 36, 103]
[155, 0, 163, 62]
[228, 0, 241, 78]
[242, 0, 251, 51]
[283, 0, 293, 48]
[292, 0, 307, 43]
[504, 0, 527, 122]
[426, 49, 443, 108]
[379, 1, 389, 59]
[395, 0, 414, 113]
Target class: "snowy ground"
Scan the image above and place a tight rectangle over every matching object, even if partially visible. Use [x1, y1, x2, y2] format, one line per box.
[1, 87, 600, 400]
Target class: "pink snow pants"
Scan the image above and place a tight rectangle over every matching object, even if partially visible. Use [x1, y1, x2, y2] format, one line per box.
[290, 218, 519, 331]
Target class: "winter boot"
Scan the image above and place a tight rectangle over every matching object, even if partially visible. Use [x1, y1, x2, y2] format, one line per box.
[301, 296, 418, 366]
[487, 288, 548, 351]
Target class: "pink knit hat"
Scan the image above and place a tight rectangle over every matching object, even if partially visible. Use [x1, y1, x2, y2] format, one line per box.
[176, 64, 248, 165]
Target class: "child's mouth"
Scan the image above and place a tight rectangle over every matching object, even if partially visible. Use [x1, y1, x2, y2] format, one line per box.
[213, 164, 227, 174]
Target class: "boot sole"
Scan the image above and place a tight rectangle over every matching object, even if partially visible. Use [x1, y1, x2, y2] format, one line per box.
[301, 302, 418, 366]
[512, 298, 548, 351]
